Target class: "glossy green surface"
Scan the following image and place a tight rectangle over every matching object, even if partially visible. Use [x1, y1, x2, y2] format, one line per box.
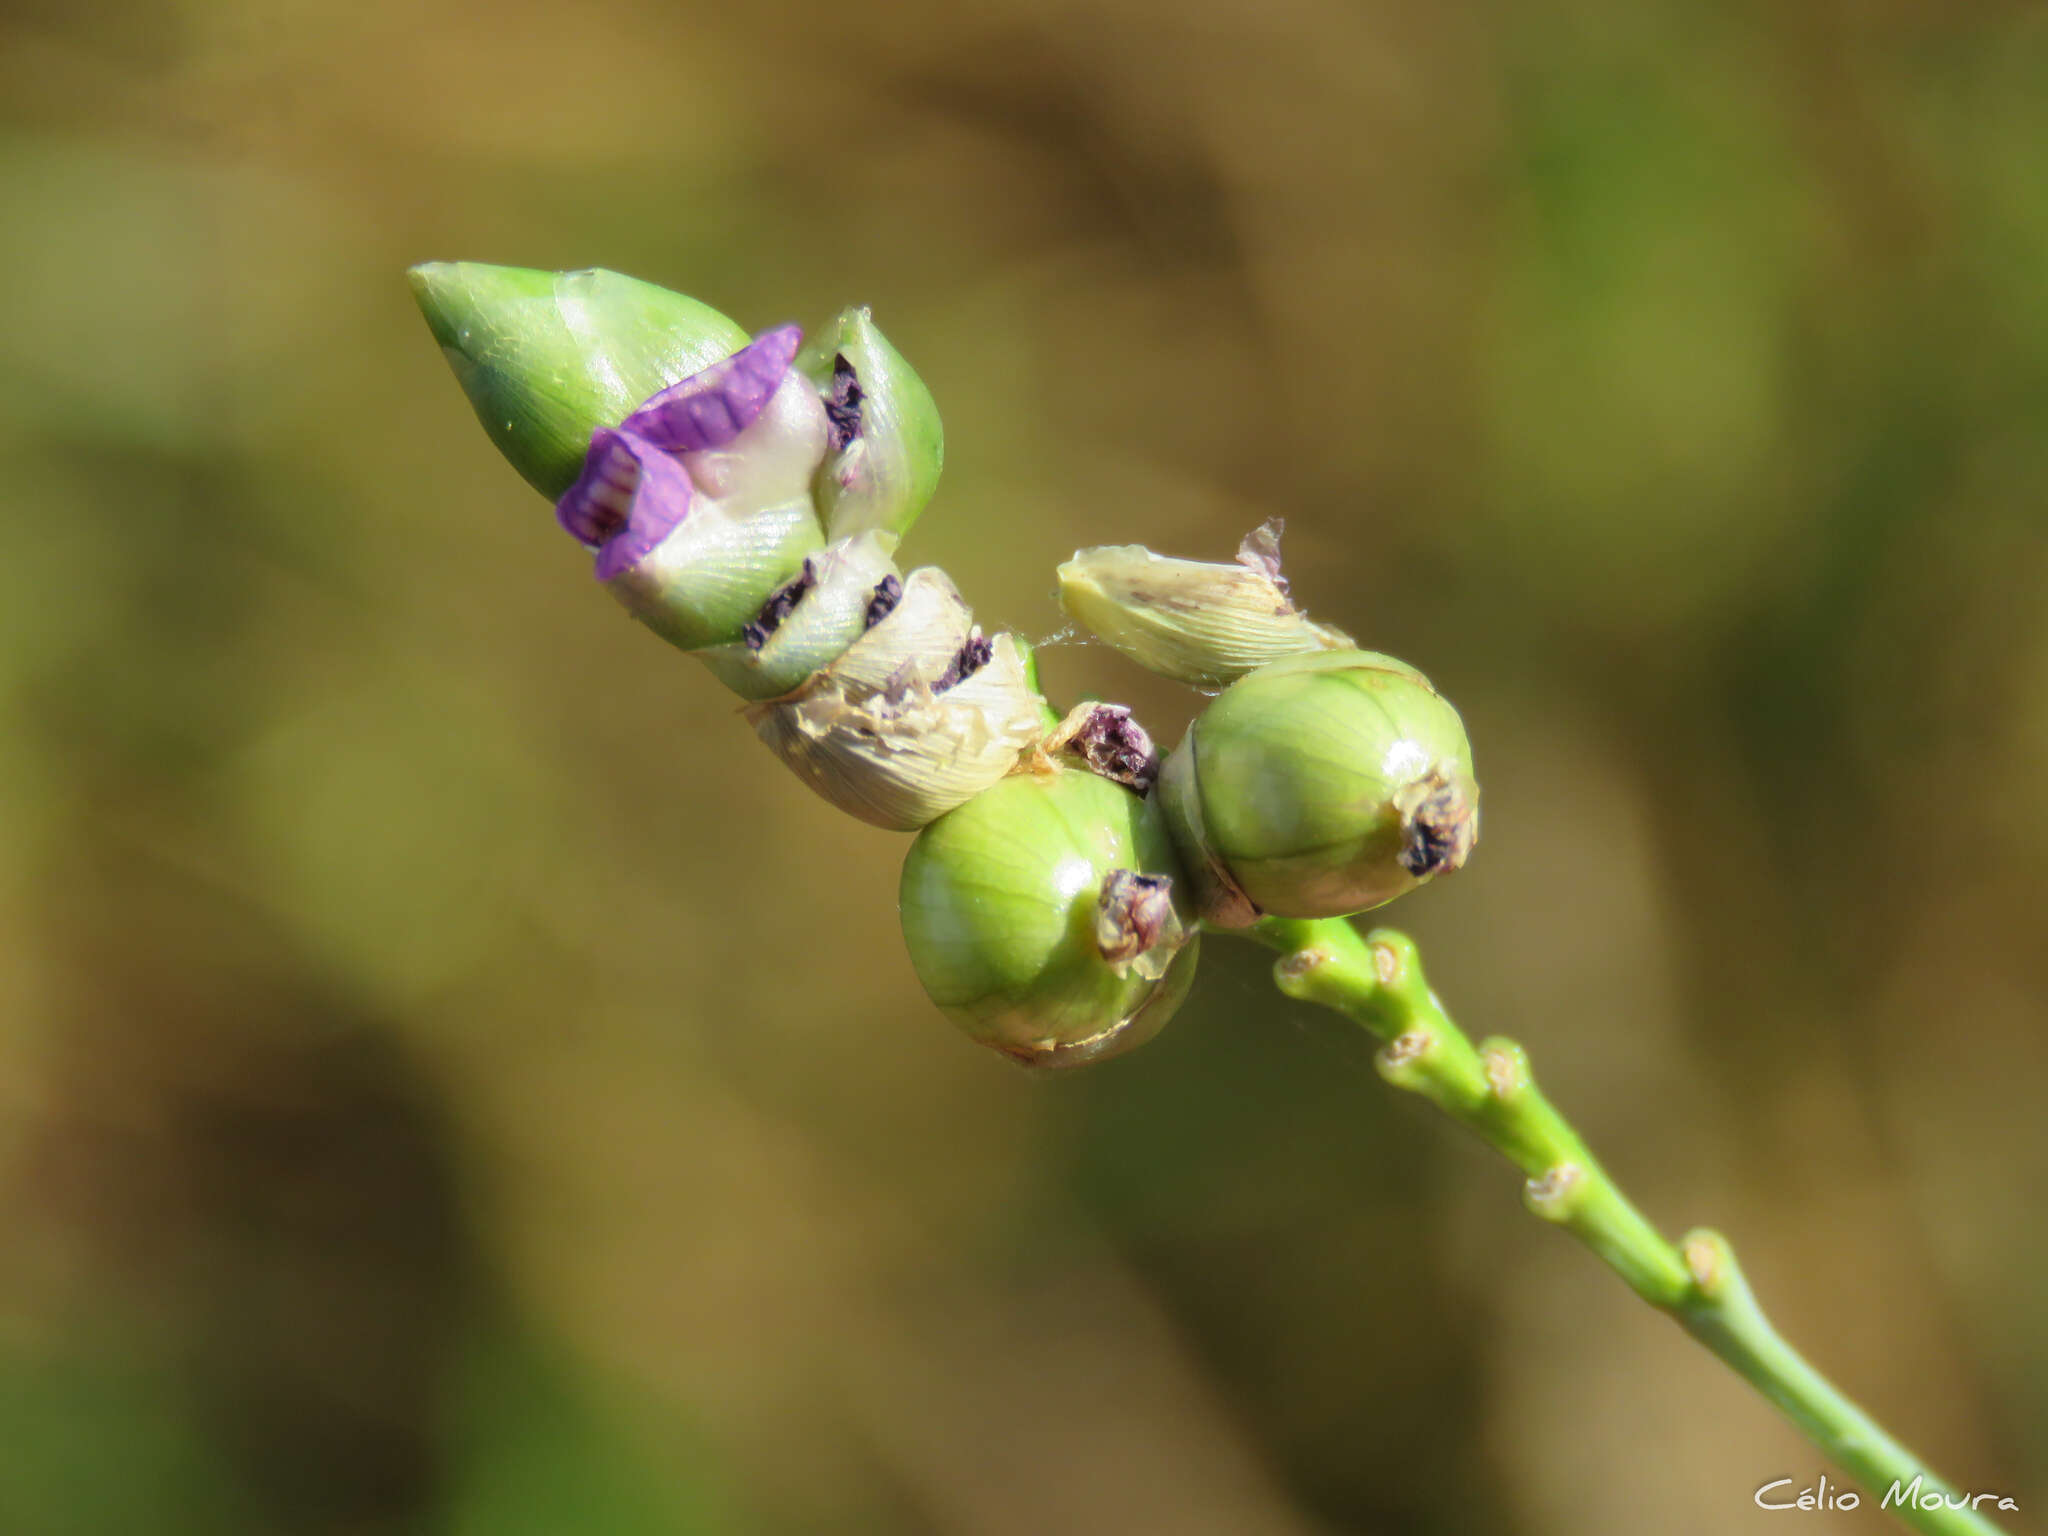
[1177, 650, 1475, 918]
[899, 769, 1197, 1065]
[798, 307, 944, 550]
[605, 498, 824, 654]
[409, 262, 749, 499]
[694, 534, 898, 699]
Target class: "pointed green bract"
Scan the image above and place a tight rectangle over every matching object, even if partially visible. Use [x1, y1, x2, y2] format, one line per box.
[798, 307, 944, 549]
[409, 262, 750, 498]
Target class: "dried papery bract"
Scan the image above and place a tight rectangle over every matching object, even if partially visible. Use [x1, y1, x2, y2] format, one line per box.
[820, 567, 977, 695]
[1161, 649, 1478, 925]
[1058, 520, 1355, 688]
[898, 770, 1199, 1067]
[746, 634, 1048, 831]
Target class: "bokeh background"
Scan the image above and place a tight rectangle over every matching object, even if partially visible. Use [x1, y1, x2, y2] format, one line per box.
[3, 0, 2045, 1531]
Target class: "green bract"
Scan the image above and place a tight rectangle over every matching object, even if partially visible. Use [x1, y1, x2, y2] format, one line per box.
[603, 496, 824, 654]
[409, 261, 749, 498]
[1159, 649, 1478, 925]
[694, 532, 899, 700]
[797, 307, 944, 550]
[899, 767, 1199, 1067]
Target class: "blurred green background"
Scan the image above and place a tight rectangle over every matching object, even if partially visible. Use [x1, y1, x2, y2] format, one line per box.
[2, 0, 2044, 1531]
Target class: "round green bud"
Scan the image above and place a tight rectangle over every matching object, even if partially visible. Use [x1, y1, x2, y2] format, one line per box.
[899, 768, 1200, 1068]
[1159, 650, 1478, 926]
[408, 262, 751, 499]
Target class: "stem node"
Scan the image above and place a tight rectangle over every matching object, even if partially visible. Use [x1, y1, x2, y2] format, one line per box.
[1524, 1162, 1585, 1220]
[1680, 1227, 1732, 1296]
[1478, 1037, 1531, 1101]
[1241, 912, 2008, 1536]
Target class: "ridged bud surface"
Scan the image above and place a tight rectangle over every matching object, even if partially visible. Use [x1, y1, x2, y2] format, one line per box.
[409, 262, 750, 498]
[1160, 650, 1478, 924]
[899, 768, 1199, 1067]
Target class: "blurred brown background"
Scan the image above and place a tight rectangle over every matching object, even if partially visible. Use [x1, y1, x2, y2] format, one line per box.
[2, 0, 2044, 1531]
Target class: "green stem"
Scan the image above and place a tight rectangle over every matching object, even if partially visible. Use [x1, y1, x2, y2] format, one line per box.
[1240, 915, 2008, 1536]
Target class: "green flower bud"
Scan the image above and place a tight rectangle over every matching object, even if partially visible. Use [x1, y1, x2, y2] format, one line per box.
[1057, 521, 1354, 688]
[693, 533, 900, 700]
[899, 767, 1200, 1067]
[408, 262, 750, 498]
[1159, 649, 1478, 925]
[796, 307, 944, 550]
[745, 631, 1047, 830]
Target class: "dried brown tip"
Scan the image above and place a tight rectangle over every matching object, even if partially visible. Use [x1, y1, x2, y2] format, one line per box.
[1234, 517, 1290, 594]
[1044, 702, 1160, 792]
[1396, 771, 1479, 878]
[1095, 869, 1181, 975]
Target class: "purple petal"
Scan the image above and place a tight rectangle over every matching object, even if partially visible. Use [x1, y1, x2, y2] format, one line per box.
[623, 324, 803, 453]
[555, 428, 693, 580]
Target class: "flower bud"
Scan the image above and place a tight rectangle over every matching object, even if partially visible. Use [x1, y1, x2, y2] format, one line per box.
[745, 630, 1048, 831]
[693, 532, 900, 701]
[409, 262, 749, 497]
[796, 307, 944, 550]
[899, 768, 1200, 1067]
[1159, 649, 1478, 925]
[1057, 521, 1354, 688]
[555, 427, 822, 652]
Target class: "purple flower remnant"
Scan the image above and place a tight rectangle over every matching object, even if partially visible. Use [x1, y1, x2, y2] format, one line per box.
[742, 560, 818, 651]
[625, 324, 804, 453]
[932, 632, 994, 692]
[824, 354, 863, 454]
[1095, 869, 1178, 967]
[863, 573, 903, 630]
[555, 428, 694, 581]
[1069, 704, 1160, 793]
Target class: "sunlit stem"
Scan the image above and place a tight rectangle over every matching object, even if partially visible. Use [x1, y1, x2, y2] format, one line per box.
[1238, 916, 2006, 1536]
